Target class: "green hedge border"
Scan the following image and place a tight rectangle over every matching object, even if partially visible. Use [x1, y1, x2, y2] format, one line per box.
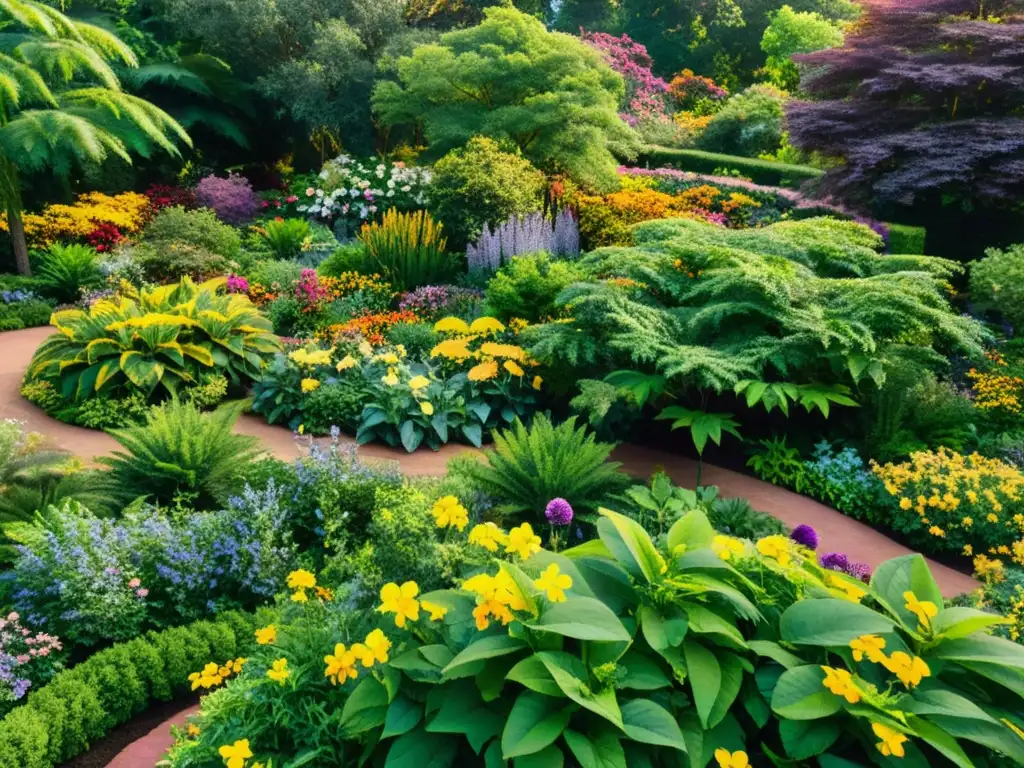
[0, 609, 272, 768]
[637, 146, 825, 189]
[886, 223, 927, 255]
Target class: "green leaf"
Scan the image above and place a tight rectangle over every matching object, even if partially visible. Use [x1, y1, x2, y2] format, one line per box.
[747, 640, 804, 670]
[400, 420, 423, 452]
[384, 727, 458, 768]
[563, 729, 627, 768]
[869, 555, 943, 631]
[524, 596, 631, 642]
[382, 695, 423, 739]
[906, 715, 973, 768]
[666, 509, 716, 554]
[444, 635, 529, 677]
[778, 718, 841, 760]
[683, 640, 721, 728]
[507, 655, 562, 696]
[536, 651, 623, 728]
[340, 676, 390, 737]
[427, 680, 502, 754]
[678, 602, 746, 648]
[639, 605, 688, 652]
[780, 599, 895, 646]
[502, 691, 574, 759]
[617, 650, 671, 690]
[596, 508, 666, 584]
[933, 606, 1010, 641]
[770, 666, 842, 721]
[514, 744, 564, 768]
[708, 651, 744, 729]
[619, 699, 687, 751]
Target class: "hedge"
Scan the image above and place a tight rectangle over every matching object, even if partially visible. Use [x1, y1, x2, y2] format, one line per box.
[0, 609, 273, 768]
[637, 146, 825, 188]
[886, 222, 927, 255]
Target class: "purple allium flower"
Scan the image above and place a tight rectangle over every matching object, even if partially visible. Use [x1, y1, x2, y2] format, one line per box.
[545, 498, 574, 526]
[790, 525, 819, 550]
[846, 562, 872, 583]
[819, 552, 849, 572]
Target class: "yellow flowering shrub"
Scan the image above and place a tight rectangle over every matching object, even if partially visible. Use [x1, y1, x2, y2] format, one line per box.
[873, 447, 1024, 558]
[968, 368, 1024, 415]
[1, 192, 152, 247]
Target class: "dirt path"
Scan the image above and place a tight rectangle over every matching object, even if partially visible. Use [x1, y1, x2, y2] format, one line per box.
[1, 326, 977, 596]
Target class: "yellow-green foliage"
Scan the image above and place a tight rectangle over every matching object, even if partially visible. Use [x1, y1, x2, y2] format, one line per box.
[26, 277, 279, 402]
[359, 209, 451, 290]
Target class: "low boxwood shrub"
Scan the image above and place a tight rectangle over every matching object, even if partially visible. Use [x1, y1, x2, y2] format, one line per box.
[637, 146, 824, 188]
[0, 609, 270, 768]
[887, 223, 927, 255]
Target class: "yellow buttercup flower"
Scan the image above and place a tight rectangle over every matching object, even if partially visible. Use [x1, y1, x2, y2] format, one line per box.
[324, 643, 359, 684]
[290, 589, 309, 603]
[422, 600, 449, 621]
[378, 581, 420, 627]
[883, 651, 930, 688]
[301, 377, 321, 393]
[468, 360, 499, 381]
[532, 375, 543, 390]
[849, 634, 886, 664]
[903, 591, 938, 632]
[382, 371, 399, 387]
[469, 317, 505, 334]
[186, 723, 200, 738]
[289, 347, 334, 367]
[712, 535, 744, 561]
[431, 495, 469, 531]
[287, 569, 316, 589]
[503, 360, 525, 377]
[408, 375, 430, 390]
[254, 625, 277, 645]
[473, 599, 515, 630]
[756, 535, 791, 566]
[430, 338, 473, 360]
[534, 563, 572, 602]
[468, 522, 508, 552]
[266, 657, 290, 684]
[872, 722, 908, 758]
[315, 586, 334, 601]
[218, 739, 253, 768]
[463, 568, 528, 631]
[336, 354, 357, 372]
[360, 628, 392, 666]
[714, 749, 749, 768]
[506, 523, 542, 560]
[434, 317, 471, 334]
[821, 666, 861, 703]
[420, 401, 435, 416]
[375, 352, 400, 365]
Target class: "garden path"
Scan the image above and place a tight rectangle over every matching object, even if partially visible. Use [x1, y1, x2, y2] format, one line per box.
[1, 326, 977, 598]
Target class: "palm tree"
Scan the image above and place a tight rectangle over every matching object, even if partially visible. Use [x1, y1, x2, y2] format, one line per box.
[0, 0, 191, 274]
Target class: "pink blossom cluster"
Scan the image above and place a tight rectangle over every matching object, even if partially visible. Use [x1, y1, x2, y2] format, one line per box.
[295, 268, 328, 309]
[0, 612, 62, 661]
[227, 274, 250, 294]
[580, 31, 669, 123]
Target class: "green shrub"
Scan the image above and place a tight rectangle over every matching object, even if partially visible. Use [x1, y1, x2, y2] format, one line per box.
[0, 610, 266, 768]
[260, 218, 311, 259]
[184, 373, 229, 410]
[142, 206, 242, 260]
[485, 252, 585, 322]
[384, 321, 437, 358]
[67, 392, 149, 430]
[0, 315, 24, 331]
[637, 146, 824, 188]
[317, 243, 369, 277]
[428, 136, 547, 249]
[708, 495, 788, 539]
[887, 223, 927, 255]
[99, 399, 263, 508]
[0, 298, 53, 329]
[248, 259, 304, 289]
[19, 380, 61, 413]
[971, 243, 1024, 331]
[32, 244, 103, 304]
[358, 209, 453, 291]
[129, 241, 233, 282]
[697, 84, 787, 158]
[455, 414, 630, 521]
[300, 380, 372, 435]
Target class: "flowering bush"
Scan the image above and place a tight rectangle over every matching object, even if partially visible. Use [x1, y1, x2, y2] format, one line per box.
[580, 31, 669, 126]
[298, 155, 431, 231]
[803, 441, 887, 524]
[321, 310, 419, 346]
[194, 173, 261, 225]
[0, 612, 63, 714]
[668, 68, 729, 112]
[873, 448, 1024, 560]
[397, 285, 483, 321]
[167, 506, 1024, 768]
[0, 192, 151, 248]
[145, 184, 196, 211]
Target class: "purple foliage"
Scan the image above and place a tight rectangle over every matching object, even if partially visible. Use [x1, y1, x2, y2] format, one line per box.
[545, 498, 574, 526]
[467, 210, 580, 273]
[195, 173, 261, 225]
[790, 524, 819, 550]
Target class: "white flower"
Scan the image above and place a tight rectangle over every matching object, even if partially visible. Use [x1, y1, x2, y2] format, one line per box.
[316, 189, 324, 198]
[387, 179, 395, 189]
[401, 185, 411, 192]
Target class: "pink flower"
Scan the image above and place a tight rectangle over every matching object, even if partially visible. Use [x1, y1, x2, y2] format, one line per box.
[286, 195, 299, 203]
[15, 655, 29, 665]
[7, 612, 19, 622]
[128, 578, 141, 588]
[37, 648, 49, 657]
[136, 588, 149, 598]
[306, 187, 315, 196]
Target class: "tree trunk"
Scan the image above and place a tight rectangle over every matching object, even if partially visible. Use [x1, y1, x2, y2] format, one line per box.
[7, 203, 30, 276]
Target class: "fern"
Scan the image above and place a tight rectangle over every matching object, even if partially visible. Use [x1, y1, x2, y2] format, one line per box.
[99, 398, 263, 509]
[454, 414, 630, 522]
[33, 241, 101, 302]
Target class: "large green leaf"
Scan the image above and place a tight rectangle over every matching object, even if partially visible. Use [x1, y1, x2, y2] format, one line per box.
[932, 607, 1011, 641]
[524, 596, 631, 642]
[869, 555, 943, 631]
[382, 695, 423, 739]
[501, 692, 574, 760]
[507, 655, 562, 697]
[617, 650, 671, 691]
[666, 509, 716, 554]
[444, 635, 529, 677]
[683, 640, 721, 727]
[778, 718, 841, 760]
[619, 699, 687, 751]
[596, 508, 666, 584]
[426, 680, 502, 753]
[339, 676, 390, 737]
[384, 727, 458, 768]
[780, 599, 895, 646]
[770, 665, 842, 720]
[119, 350, 163, 390]
[536, 652, 623, 728]
[563, 730, 627, 768]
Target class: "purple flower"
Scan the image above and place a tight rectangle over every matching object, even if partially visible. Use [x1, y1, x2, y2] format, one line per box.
[846, 562, 872, 583]
[545, 498, 574, 526]
[790, 525, 819, 550]
[194, 173, 260, 225]
[819, 552, 849, 572]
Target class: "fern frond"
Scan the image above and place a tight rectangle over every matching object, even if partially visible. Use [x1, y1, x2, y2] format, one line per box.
[71, 19, 136, 67]
[61, 87, 191, 155]
[0, 108, 129, 174]
[16, 38, 120, 89]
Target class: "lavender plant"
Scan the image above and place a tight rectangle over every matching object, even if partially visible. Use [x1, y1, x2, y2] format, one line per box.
[466, 210, 580, 273]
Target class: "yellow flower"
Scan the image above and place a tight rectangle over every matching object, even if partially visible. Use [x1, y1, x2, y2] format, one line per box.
[434, 317, 471, 334]
[534, 563, 572, 602]
[872, 722, 908, 758]
[287, 569, 316, 589]
[903, 591, 938, 632]
[420, 401, 435, 416]
[408, 375, 430, 390]
[928, 525, 946, 537]
[504, 360, 525, 377]
[255, 625, 277, 645]
[186, 723, 201, 738]
[218, 739, 253, 768]
[358, 341, 374, 356]
[315, 586, 334, 601]
[962, 516, 974, 527]
[849, 634, 887, 664]
[988, 513, 999, 523]
[883, 651, 930, 688]
[468, 522, 508, 552]
[431, 338, 473, 360]
[382, 371, 399, 387]
[324, 643, 359, 684]
[431, 495, 469, 531]
[232, 658, 247, 674]
[290, 589, 308, 603]
[422, 600, 449, 621]
[469, 317, 505, 334]
[821, 666, 861, 703]
[899, 497, 912, 511]
[532, 376, 543, 390]
[266, 657, 290, 684]
[756, 535, 791, 566]
[505, 522, 542, 560]
[377, 581, 420, 627]
[473, 599, 515, 630]
[712, 535, 744, 561]
[480, 342, 526, 361]
[964, 544, 974, 556]
[360, 628, 392, 666]
[468, 360, 499, 381]
[298, 424, 305, 435]
[188, 661, 224, 690]
[827, 573, 867, 602]
[336, 354, 357, 372]
[301, 378, 321, 393]
[714, 749, 749, 768]
[376, 352, 400, 365]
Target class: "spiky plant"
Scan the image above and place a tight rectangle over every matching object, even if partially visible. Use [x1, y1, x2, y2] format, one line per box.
[457, 414, 630, 522]
[359, 209, 452, 290]
[0, 0, 191, 274]
[99, 398, 263, 508]
[33, 242, 102, 303]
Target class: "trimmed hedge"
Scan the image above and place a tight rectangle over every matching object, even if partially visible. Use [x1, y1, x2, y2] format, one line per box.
[0, 609, 273, 768]
[886, 222, 927, 255]
[637, 146, 824, 188]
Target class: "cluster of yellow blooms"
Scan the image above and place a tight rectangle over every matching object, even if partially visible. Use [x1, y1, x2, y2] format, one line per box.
[285, 568, 333, 603]
[188, 657, 247, 691]
[967, 368, 1024, 414]
[1, 192, 151, 247]
[430, 317, 543, 390]
[874, 447, 1024, 554]
[431, 495, 469, 531]
[323, 628, 392, 684]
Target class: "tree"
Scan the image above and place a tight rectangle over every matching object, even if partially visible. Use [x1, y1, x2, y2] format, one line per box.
[0, 1, 190, 275]
[760, 4, 844, 90]
[787, 0, 1024, 257]
[372, 6, 640, 191]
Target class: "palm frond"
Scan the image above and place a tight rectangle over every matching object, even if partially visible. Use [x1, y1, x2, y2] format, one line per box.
[0, 50, 55, 107]
[0, 0, 60, 38]
[61, 87, 191, 156]
[0, 108, 129, 175]
[16, 37, 119, 89]
[71, 19, 136, 67]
